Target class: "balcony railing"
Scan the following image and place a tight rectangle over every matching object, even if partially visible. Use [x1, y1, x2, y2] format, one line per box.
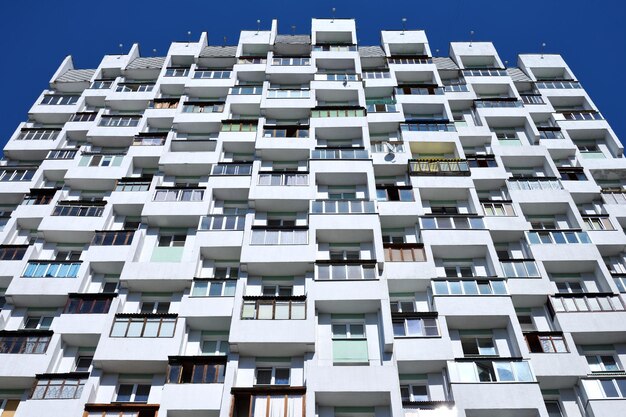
[23, 261, 82, 278]
[311, 200, 376, 214]
[199, 215, 245, 231]
[311, 149, 369, 159]
[551, 293, 626, 313]
[409, 159, 470, 176]
[500, 259, 540, 278]
[395, 86, 444, 95]
[241, 296, 306, 319]
[527, 230, 591, 245]
[388, 57, 432, 65]
[507, 178, 563, 191]
[315, 73, 359, 81]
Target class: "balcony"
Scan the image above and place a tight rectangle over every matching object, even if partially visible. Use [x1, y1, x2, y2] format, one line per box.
[550, 293, 626, 336]
[408, 159, 470, 176]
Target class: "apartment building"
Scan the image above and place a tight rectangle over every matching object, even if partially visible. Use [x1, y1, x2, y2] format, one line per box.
[0, 17, 624, 417]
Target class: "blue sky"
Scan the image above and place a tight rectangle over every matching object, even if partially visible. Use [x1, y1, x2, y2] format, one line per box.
[0, 0, 624, 148]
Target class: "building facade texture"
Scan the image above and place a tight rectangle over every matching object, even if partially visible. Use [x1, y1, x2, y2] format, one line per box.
[0, 17, 625, 417]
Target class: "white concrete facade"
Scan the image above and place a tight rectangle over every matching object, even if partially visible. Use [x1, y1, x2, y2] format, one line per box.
[0, 17, 624, 417]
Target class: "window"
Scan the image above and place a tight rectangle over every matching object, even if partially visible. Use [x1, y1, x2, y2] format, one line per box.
[140, 301, 171, 314]
[52, 203, 104, 217]
[456, 360, 534, 382]
[583, 216, 614, 231]
[250, 229, 308, 245]
[555, 279, 584, 294]
[91, 230, 134, 246]
[559, 169, 587, 181]
[191, 280, 237, 297]
[332, 322, 368, 364]
[255, 367, 291, 385]
[212, 164, 253, 176]
[262, 126, 309, 138]
[0, 245, 26, 261]
[527, 231, 591, 245]
[0, 168, 35, 182]
[193, 70, 231, 79]
[544, 401, 564, 417]
[393, 317, 439, 337]
[587, 354, 621, 372]
[390, 300, 416, 313]
[222, 121, 258, 132]
[153, 188, 204, 202]
[116, 384, 150, 402]
[116, 83, 154, 92]
[182, 102, 225, 113]
[262, 285, 293, 297]
[461, 335, 497, 356]
[230, 86, 263, 95]
[258, 173, 308, 186]
[164, 67, 189, 77]
[376, 187, 414, 202]
[420, 216, 485, 230]
[70, 112, 98, 122]
[23, 261, 81, 278]
[63, 296, 111, 314]
[23, 316, 53, 330]
[525, 333, 568, 353]
[595, 378, 626, 398]
[272, 57, 310, 66]
[167, 358, 226, 384]
[41, 95, 79, 105]
[158, 235, 186, 247]
[110, 316, 176, 338]
[433, 280, 507, 296]
[201, 339, 229, 355]
[500, 260, 539, 278]
[467, 156, 498, 168]
[90, 80, 113, 89]
[400, 384, 429, 402]
[242, 299, 306, 320]
[31, 377, 86, 399]
[0, 334, 51, 353]
[47, 149, 77, 159]
[75, 356, 93, 372]
[317, 263, 377, 280]
[115, 180, 150, 192]
[444, 264, 475, 278]
[23, 192, 54, 205]
[311, 109, 365, 118]
[384, 246, 426, 262]
[482, 201, 515, 216]
[98, 116, 140, 127]
[17, 129, 59, 140]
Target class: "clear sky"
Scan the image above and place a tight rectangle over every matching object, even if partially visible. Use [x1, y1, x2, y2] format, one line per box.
[0, 0, 624, 149]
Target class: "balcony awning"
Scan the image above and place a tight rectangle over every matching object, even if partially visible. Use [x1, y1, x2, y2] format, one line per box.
[358, 46, 385, 57]
[55, 69, 96, 83]
[432, 57, 459, 70]
[126, 56, 166, 70]
[507, 67, 532, 82]
[275, 34, 311, 45]
[200, 45, 237, 58]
